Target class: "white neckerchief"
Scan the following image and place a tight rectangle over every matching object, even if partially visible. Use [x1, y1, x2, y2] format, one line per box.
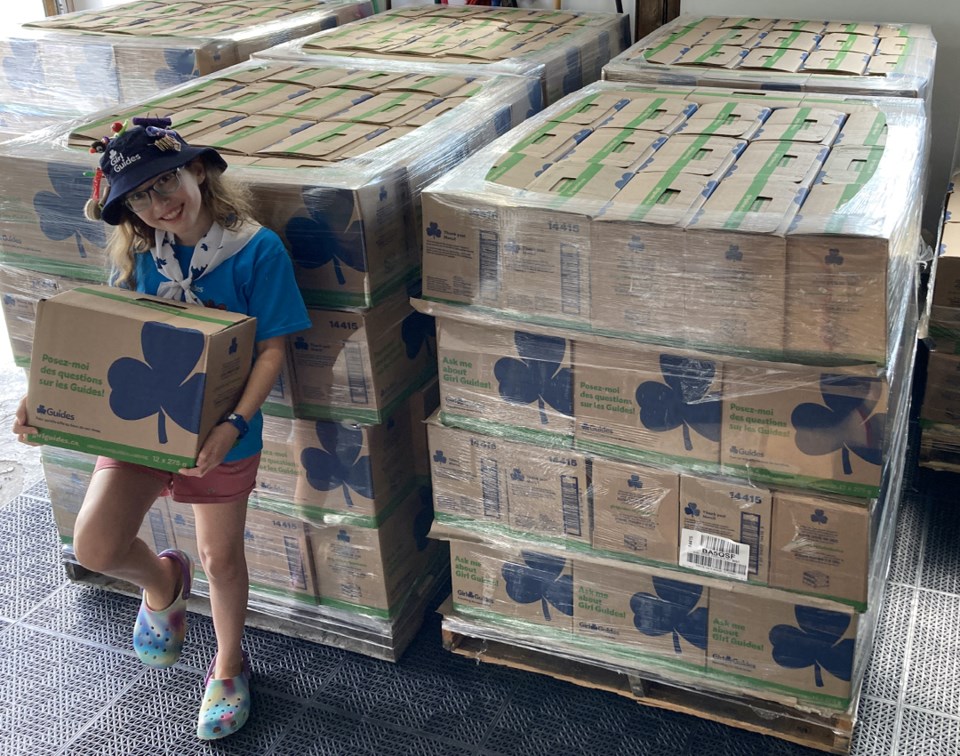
[151, 221, 260, 305]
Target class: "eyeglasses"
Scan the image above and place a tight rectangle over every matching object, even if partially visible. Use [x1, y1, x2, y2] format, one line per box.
[123, 168, 182, 213]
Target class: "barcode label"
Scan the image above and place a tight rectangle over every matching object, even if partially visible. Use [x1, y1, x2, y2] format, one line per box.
[560, 474, 582, 536]
[147, 509, 172, 553]
[344, 343, 369, 404]
[480, 458, 502, 518]
[284, 535, 307, 591]
[560, 242, 582, 315]
[679, 527, 750, 581]
[479, 230, 500, 300]
[739, 512, 761, 575]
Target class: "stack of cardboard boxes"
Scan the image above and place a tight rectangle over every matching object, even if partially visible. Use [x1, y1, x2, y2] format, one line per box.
[0, 2, 629, 656]
[919, 175, 960, 470]
[258, 4, 631, 107]
[0, 0, 374, 132]
[602, 15, 935, 105]
[417, 73, 927, 714]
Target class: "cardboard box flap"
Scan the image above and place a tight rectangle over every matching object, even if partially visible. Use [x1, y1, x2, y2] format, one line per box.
[168, 108, 248, 141]
[643, 43, 691, 66]
[877, 36, 909, 56]
[197, 115, 315, 156]
[339, 127, 414, 159]
[603, 172, 714, 224]
[550, 92, 637, 127]
[509, 121, 594, 160]
[738, 47, 806, 73]
[485, 153, 557, 189]
[261, 87, 375, 120]
[323, 91, 439, 125]
[718, 17, 774, 31]
[725, 141, 828, 184]
[836, 108, 888, 147]
[564, 127, 665, 168]
[758, 30, 821, 51]
[255, 121, 386, 159]
[638, 134, 747, 176]
[689, 177, 804, 233]
[818, 33, 879, 55]
[801, 50, 870, 76]
[676, 44, 748, 68]
[866, 55, 901, 77]
[259, 67, 348, 89]
[201, 82, 316, 113]
[325, 69, 410, 91]
[381, 74, 476, 97]
[753, 106, 845, 144]
[697, 28, 765, 47]
[524, 161, 633, 202]
[824, 21, 880, 36]
[771, 19, 828, 34]
[817, 146, 885, 185]
[600, 96, 697, 134]
[677, 101, 771, 138]
[786, 182, 876, 235]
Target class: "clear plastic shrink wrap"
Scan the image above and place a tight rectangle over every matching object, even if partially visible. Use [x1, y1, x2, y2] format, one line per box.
[602, 16, 936, 107]
[415, 78, 927, 723]
[0, 56, 545, 420]
[0, 0, 374, 119]
[255, 4, 631, 106]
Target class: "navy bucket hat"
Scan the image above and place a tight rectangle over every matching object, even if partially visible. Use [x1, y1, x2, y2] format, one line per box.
[88, 117, 227, 226]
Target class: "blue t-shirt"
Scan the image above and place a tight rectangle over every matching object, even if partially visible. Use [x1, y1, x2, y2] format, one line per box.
[133, 226, 310, 462]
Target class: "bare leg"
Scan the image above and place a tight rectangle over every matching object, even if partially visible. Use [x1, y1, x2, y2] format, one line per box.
[192, 498, 249, 679]
[73, 466, 179, 609]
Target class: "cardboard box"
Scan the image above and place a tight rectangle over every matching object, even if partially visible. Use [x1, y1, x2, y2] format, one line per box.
[307, 485, 437, 617]
[428, 416, 589, 544]
[678, 475, 771, 584]
[43, 446, 175, 552]
[169, 500, 318, 606]
[28, 286, 256, 472]
[590, 458, 680, 563]
[450, 539, 574, 632]
[408, 377, 440, 481]
[720, 359, 888, 498]
[574, 559, 708, 667]
[921, 352, 960, 424]
[289, 289, 437, 424]
[707, 588, 858, 707]
[435, 318, 574, 438]
[769, 491, 870, 606]
[575, 342, 723, 468]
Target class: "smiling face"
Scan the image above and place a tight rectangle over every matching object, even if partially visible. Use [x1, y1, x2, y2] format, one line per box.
[127, 159, 213, 246]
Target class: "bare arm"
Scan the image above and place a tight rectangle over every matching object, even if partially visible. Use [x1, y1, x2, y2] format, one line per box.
[178, 335, 286, 477]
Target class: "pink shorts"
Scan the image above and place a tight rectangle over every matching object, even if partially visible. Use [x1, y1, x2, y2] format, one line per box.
[93, 454, 261, 504]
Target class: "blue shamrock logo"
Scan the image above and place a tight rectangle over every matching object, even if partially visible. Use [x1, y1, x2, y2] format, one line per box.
[401, 311, 435, 360]
[726, 245, 743, 261]
[494, 106, 512, 136]
[684, 502, 700, 517]
[426, 221, 441, 238]
[503, 240, 519, 254]
[228, 338, 238, 355]
[336, 529, 350, 542]
[494, 332, 573, 425]
[285, 188, 364, 286]
[791, 375, 886, 476]
[433, 450, 447, 464]
[511, 468, 524, 482]
[636, 355, 722, 452]
[769, 605, 854, 688]
[825, 249, 844, 265]
[36, 405, 48, 415]
[502, 552, 573, 622]
[811, 509, 828, 524]
[561, 48, 583, 96]
[155, 49, 199, 89]
[2, 295, 14, 306]
[379, 187, 387, 201]
[300, 421, 374, 509]
[107, 322, 207, 444]
[628, 236, 645, 253]
[628, 474, 643, 489]
[34, 164, 108, 259]
[3, 39, 43, 91]
[413, 486, 433, 551]
[294, 336, 308, 351]
[630, 577, 707, 654]
[615, 172, 633, 190]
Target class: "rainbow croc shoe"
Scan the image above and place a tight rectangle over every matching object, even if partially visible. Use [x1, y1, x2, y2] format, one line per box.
[197, 652, 252, 740]
[132, 549, 192, 668]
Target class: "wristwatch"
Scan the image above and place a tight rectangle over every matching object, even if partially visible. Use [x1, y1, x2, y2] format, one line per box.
[219, 412, 249, 440]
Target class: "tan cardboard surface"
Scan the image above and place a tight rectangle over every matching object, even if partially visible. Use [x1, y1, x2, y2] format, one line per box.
[738, 48, 806, 73]
[725, 140, 827, 184]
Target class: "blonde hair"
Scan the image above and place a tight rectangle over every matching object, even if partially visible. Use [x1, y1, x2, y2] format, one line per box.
[106, 159, 254, 289]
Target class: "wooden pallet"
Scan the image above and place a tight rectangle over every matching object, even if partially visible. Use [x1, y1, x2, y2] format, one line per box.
[65, 560, 448, 663]
[441, 620, 856, 755]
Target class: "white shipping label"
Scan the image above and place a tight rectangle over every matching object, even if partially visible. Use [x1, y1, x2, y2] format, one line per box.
[679, 527, 750, 581]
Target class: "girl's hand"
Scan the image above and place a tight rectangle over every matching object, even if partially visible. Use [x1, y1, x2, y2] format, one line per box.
[12, 396, 39, 446]
[178, 422, 239, 477]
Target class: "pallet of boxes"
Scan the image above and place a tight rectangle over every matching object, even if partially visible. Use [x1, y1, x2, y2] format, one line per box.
[415, 48, 929, 752]
[0, 46, 557, 660]
[919, 174, 960, 471]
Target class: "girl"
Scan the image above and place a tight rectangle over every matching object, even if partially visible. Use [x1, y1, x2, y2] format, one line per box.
[13, 118, 310, 740]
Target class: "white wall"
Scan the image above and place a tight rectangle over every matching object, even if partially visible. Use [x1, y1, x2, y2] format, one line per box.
[683, 0, 960, 230]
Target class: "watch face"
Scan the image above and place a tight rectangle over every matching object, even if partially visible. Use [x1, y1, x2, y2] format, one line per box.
[228, 413, 249, 438]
